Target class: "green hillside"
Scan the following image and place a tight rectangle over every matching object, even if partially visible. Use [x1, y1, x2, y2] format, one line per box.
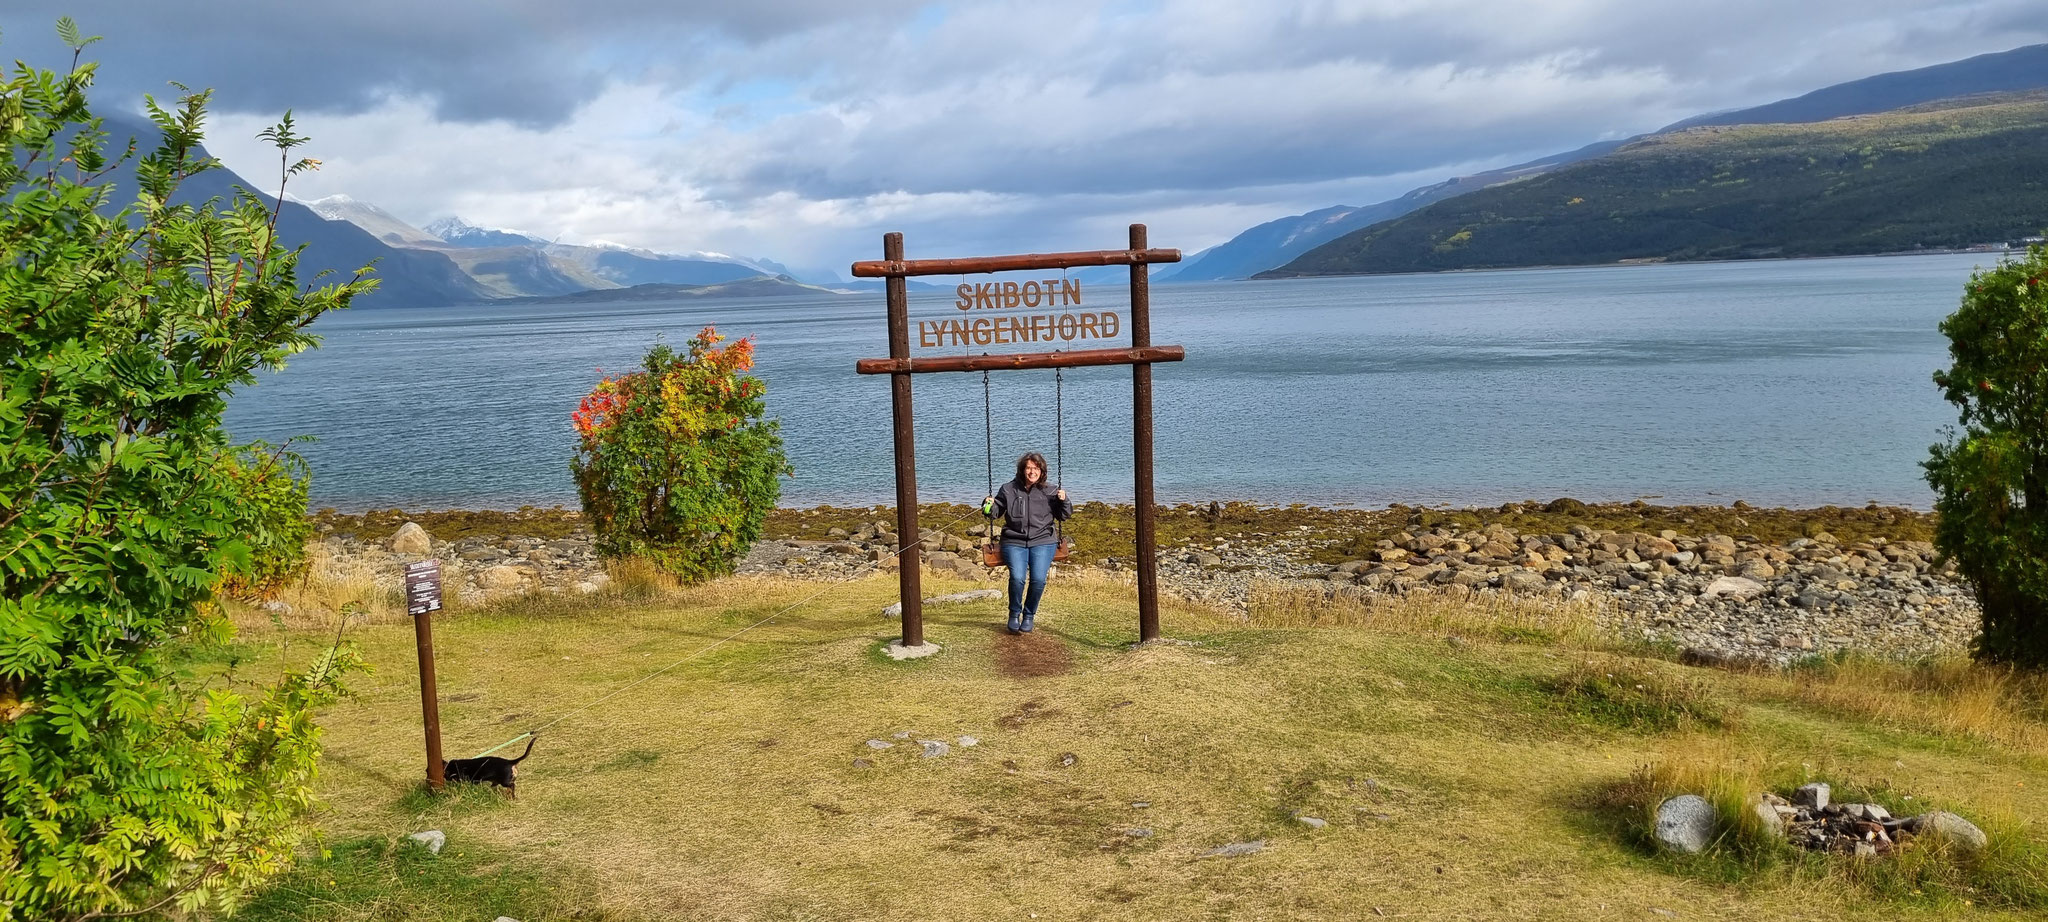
[1260, 93, 2048, 277]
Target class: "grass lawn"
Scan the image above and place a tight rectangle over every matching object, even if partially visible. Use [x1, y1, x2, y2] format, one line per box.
[217, 572, 2048, 921]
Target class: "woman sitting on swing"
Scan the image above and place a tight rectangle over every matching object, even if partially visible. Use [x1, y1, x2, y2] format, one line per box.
[981, 452, 1071, 634]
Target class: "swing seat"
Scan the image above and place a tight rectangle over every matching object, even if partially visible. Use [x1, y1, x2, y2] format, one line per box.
[980, 536, 1074, 567]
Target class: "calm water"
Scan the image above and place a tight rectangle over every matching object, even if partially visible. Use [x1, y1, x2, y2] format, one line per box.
[222, 253, 1998, 511]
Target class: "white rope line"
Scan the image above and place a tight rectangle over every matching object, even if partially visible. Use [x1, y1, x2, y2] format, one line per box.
[469, 507, 987, 757]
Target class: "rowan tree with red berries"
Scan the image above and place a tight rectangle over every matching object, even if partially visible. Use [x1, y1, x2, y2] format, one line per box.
[571, 327, 789, 582]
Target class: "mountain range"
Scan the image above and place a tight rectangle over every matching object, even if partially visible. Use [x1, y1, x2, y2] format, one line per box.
[1261, 92, 2048, 277]
[1166, 43, 2048, 281]
[103, 42, 2048, 306]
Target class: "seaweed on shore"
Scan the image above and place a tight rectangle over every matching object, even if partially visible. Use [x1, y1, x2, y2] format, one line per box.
[315, 498, 1935, 568]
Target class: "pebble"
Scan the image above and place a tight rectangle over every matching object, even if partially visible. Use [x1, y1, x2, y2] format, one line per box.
[406, 830, 446, 855]
[1200, 840, 1266, 858]
[314, 510, 1978, 666]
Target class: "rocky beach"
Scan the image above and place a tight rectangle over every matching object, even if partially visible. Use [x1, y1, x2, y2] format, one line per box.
[304, 500, 1978, 665]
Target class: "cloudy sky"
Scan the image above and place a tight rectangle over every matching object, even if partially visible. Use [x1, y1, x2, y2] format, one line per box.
[7, 1, 2044, 276]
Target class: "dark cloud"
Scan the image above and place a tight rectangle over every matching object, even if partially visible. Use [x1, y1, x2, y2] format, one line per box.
[14, 1, 2043, 270]
[1, 0, 921, 126]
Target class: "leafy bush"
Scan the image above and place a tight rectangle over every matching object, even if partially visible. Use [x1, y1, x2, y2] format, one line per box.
[0, 22, 371, 918]
[571, 327, 789, 582]
[1925, 244, 2048, 668]
[216, 440, 316, 601]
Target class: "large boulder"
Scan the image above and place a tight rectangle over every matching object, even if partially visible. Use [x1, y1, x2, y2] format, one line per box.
[390, 521, 433, 555]
[1906, 811, 1988, 852]
[1500, 569, 1549, 593]
[478, 565, 527, 591]
[1654, 794, 1719, 854]
[1699, 575, 1766, 602]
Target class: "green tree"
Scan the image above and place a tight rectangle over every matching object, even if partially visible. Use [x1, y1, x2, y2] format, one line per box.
[1925, 244, 2048, 668]
[571, 327, 789, 582]
[214, 440, 317, 601]
[0, 22, 371, 918]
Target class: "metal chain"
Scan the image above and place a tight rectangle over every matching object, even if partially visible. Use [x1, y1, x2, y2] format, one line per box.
[1055, 363, 1065, 549]
[983, 367, 995, 499]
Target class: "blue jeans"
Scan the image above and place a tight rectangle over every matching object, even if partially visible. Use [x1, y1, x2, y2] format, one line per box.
[1001, 542, 1056, 630]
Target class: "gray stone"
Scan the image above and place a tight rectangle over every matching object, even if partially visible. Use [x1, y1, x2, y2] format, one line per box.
[1199, 840, 1266, 858]
[865, 739, 894, 749]
[1500, 569, 1548, 593]
[883, 589, 1002, 617]
[1297, 816, 1327, 829]
[918, 740, 950, 758]
[1906, 811, 1987, 852]
[956, 736, 980, 747]
[1126, 827, 1154, 838]
[390, 522, 433, 555]
[406, 829, 446, 855]
[1842, 803, 1891, 822]
[1793, 782, 1830, 810]
[1750, 796, 1785, 839]
[1699, 575, 1766, 601]
[1653, 795, 1718, 854]
[478, 565, 527, 591]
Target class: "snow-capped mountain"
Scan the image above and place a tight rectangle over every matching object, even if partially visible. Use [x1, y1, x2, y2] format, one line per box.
[312, 203, 818, 298]
[302, 193, 444, 247]
[422, 216, 548, 248]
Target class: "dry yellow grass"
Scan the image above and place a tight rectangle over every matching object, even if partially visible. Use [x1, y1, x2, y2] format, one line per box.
[1737, 657, 2048, 760]
[214, 570, 2048, 921]
[1244, 577, 1605, 645]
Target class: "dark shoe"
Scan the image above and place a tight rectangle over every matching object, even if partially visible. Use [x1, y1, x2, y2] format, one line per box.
[1020, 617, 1035, 633]
[1006, 615, 1021, 634]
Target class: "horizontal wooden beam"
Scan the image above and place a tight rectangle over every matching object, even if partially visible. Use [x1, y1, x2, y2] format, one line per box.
[850, 248, 1182, 278]
[855, 345, 1185, 375]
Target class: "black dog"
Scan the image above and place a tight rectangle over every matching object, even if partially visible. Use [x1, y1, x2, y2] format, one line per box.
[443, 734, 537, 797]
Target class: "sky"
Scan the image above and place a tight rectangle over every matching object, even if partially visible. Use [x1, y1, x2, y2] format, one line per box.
[6, 1, 2045, 277]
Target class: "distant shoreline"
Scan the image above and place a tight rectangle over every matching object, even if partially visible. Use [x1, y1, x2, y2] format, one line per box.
[1249, 245, 2011, 282]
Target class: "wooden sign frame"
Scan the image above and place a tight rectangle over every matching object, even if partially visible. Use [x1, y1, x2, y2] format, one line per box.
[853, 224, 1184, 646]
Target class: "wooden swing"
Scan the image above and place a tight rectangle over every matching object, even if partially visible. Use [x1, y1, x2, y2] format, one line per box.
[979, 364, 1073, 567]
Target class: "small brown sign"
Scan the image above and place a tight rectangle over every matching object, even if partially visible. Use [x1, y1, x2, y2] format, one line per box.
[405, 559, 443, 616]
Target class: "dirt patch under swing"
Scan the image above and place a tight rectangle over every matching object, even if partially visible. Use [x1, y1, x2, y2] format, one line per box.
[996, 635, 1074, 678]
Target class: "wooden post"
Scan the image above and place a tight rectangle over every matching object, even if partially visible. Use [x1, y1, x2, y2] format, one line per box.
[413, 606, 445, 791]
[884, 232, 924, 647]
[1130, 223, 1160, 642]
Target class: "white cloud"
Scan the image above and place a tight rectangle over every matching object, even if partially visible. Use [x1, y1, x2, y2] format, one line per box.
[62, 0, 2046, 273]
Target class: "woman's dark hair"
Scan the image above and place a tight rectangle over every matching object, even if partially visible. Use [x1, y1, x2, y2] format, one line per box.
[1013, 452, 1049, 488]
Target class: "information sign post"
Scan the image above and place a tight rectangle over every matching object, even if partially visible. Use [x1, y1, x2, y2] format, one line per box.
[405, 559, 446, 791]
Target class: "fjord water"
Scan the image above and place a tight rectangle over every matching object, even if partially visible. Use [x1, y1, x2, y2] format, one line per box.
[223, 253, 1992, 511]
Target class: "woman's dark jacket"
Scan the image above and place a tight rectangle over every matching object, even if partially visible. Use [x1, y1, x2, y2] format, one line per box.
[989, 479, 1071, 547]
